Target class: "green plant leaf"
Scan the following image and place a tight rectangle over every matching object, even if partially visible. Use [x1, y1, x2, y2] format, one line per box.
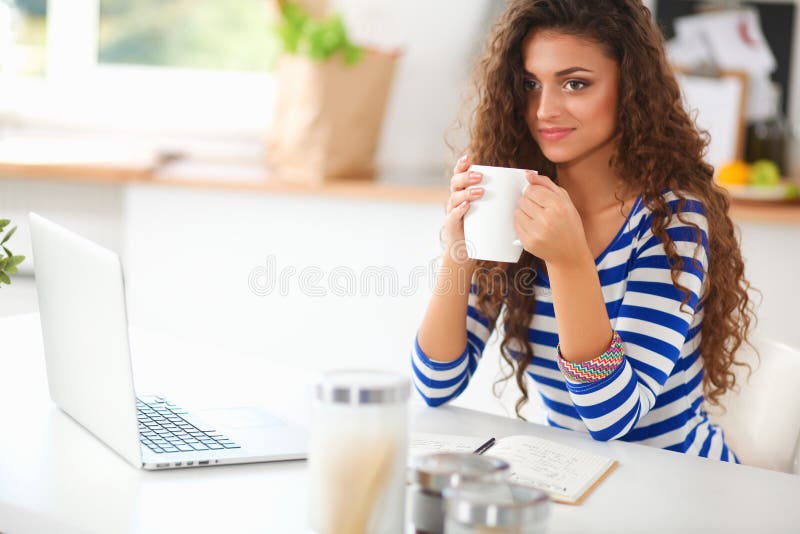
[0, 258, 6, 270]
[0, 271, 10, 285]
[10, 255, 25, 267]
[0, 226, 16, 245]
[5, 265, 17, 275]
[272, 2, 308, 55]
[343, 43, 363, 65]
[2, 246, 10, 259]
[269, 1, 363, 66]
[0, 219, 9, 231]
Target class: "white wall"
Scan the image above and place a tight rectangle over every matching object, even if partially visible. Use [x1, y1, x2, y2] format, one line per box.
[119, 185, 800, 418]
[0, 177, 124, 274]
[122, 185, 444, 377]
[1, 178, 797, 417]
[331, 0, 497, 176]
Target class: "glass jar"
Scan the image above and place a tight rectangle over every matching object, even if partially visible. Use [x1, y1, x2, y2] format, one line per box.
[410, 452, 511, 534]
[442, 481, 550, 534]
[745, 82, 790, 175]
[308, 370, 410, 534]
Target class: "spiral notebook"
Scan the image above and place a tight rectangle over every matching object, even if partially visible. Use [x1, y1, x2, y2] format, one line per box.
[410, 433, 618, 505]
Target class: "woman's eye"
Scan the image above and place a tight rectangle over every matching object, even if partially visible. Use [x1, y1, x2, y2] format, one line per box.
[523, 79, 538, 91]
[566, 80, 588, 91]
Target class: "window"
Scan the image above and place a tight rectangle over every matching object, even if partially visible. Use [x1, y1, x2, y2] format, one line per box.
[0, 0, 47, 76]
[1, 0, 276, 142]
[98, 0, 277, 71]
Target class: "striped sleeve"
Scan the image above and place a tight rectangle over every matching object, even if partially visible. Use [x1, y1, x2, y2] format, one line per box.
[411, 284, 498, 406]
[560, 200, 709, 441]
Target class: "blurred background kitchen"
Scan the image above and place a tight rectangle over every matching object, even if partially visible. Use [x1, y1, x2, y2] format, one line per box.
[0, 0, 798, 420]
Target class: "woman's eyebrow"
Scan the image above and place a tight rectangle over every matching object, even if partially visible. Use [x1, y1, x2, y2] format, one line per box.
[524, 67, 594, 77]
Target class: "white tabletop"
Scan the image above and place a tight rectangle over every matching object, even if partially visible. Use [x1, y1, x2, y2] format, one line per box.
[1, 313, 798, 534]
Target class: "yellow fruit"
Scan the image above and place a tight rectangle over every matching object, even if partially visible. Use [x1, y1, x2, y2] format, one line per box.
[717, 160, 751, 186]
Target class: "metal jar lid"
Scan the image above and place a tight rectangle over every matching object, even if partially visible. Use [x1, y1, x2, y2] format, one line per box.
[315, 369, 410, 405]
[442, 481, 550, 528]
[410, 452, 510, 492]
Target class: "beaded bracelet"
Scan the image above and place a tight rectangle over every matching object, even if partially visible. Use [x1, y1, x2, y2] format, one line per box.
[557, 331, 624, 383]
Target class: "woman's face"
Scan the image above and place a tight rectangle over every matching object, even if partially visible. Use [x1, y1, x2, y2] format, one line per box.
[522, 31, 619, 165]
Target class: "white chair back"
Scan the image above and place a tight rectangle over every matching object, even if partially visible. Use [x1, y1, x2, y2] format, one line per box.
[706, 336, 800, 473]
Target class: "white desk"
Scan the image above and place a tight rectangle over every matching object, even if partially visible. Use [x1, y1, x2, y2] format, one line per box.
[1, 313, 798, 533]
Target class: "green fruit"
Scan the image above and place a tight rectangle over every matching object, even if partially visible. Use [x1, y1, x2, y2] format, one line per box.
[749, 159, 781, 186]
[785, 183, 799, 199]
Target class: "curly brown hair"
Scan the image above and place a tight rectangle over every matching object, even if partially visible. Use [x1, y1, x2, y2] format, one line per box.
[454, 0, 756, 418]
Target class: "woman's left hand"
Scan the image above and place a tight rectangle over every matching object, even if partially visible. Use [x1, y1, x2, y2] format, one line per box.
[513, 171, 591, 267]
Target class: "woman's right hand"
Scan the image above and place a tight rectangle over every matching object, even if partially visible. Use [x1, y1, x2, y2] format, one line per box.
[444, 154, 484, 251]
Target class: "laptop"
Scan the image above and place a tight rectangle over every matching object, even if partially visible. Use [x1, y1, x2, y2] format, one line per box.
[29, 212, 307, 470]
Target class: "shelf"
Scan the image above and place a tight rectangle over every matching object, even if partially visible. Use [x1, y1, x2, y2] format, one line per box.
[0, 153, 798, 223]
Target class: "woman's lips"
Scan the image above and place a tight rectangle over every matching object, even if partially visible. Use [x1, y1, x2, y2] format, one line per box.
[539, 128, 574, 141]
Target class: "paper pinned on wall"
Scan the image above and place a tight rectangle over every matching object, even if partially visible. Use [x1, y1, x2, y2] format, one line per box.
[673, 8, 776, 76]
[669, 8, 777, 122]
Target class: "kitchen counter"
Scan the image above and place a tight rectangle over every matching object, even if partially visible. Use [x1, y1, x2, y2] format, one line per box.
[1, 156, 799, 223]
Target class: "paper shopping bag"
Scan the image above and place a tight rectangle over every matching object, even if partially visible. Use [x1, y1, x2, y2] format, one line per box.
[265, 49, 398, 185]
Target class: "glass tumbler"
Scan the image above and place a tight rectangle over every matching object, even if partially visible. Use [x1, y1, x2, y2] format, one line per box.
[308, 369, 410, 534]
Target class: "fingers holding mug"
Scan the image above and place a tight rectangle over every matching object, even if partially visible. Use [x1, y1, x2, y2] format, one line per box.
[447, 186, 485, 212]
[453, 153, 471, 175]
[450, 170, 483, 194]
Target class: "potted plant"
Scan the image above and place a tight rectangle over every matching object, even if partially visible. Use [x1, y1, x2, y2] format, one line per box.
[265, 0, 399, 185]
[0, 219, 25, 287]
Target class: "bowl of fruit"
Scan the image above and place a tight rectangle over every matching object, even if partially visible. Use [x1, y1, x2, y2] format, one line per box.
[717, 159, 800, 202]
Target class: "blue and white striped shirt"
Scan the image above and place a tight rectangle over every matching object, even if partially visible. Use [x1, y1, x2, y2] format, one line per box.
[412, 191, 738, 462]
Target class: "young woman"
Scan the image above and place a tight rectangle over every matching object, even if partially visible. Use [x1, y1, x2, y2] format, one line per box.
[412, 0, 754, 462]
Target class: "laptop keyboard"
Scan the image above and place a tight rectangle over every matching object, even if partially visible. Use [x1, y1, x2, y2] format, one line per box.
[137, 396, 241, 454]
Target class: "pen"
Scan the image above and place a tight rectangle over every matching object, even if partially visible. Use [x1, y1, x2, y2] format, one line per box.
[473, 437, 496, 455]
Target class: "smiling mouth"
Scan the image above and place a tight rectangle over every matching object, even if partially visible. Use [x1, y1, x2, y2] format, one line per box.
[539, 128, 574, 141]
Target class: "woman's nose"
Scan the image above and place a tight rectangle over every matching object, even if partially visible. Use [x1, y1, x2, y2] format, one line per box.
[536, 86, 563, 121]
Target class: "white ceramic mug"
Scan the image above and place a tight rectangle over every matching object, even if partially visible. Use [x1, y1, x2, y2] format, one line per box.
[463, 165, 532, 263]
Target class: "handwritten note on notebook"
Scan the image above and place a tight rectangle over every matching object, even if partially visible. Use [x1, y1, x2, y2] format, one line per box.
[409, 433, 617, 505]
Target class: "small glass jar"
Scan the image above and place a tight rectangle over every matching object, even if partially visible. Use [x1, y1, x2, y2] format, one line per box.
[308, 370, 410, 534]
[442, 481, 550, 534]
[745, 82, 790, 175]
[410, 453, 510, 534]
